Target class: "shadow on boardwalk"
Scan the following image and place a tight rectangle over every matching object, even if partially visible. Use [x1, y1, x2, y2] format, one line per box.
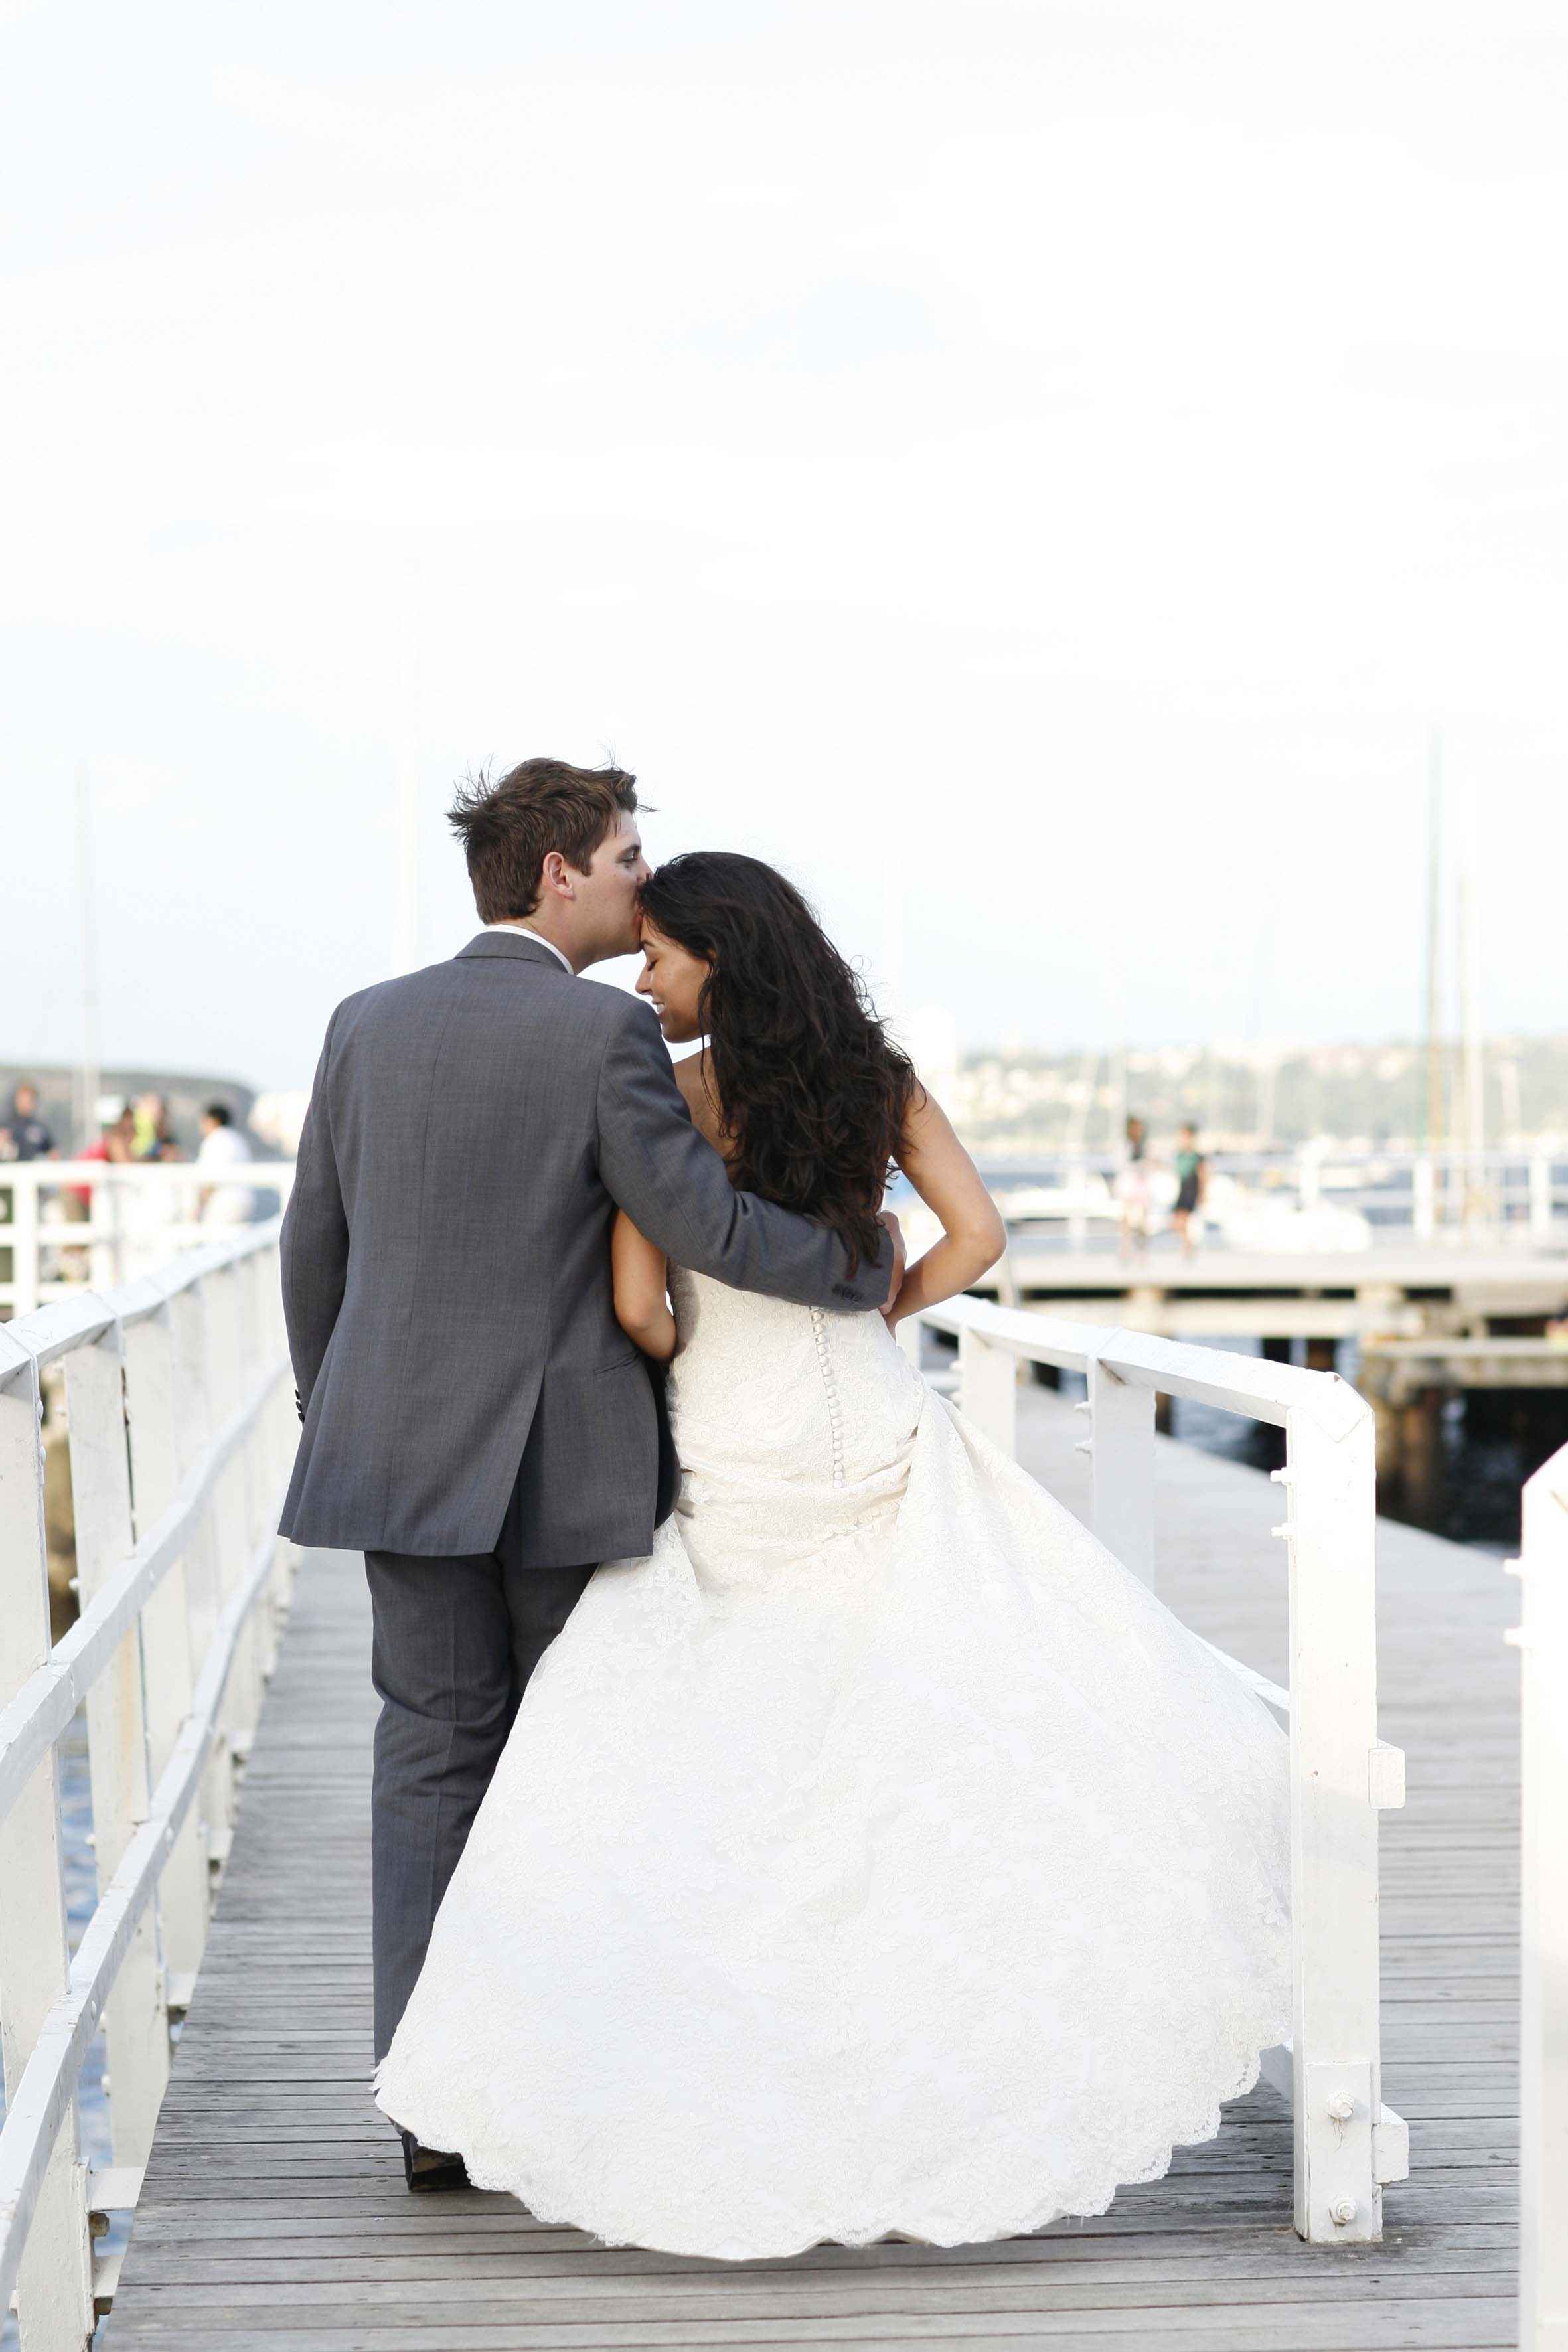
[103, 1391, 1518, 2351]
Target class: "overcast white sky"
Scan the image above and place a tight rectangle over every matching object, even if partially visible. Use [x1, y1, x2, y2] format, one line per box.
[4, 0, 1565, 1090]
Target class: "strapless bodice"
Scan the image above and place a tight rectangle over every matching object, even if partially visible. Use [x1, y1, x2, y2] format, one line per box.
[662, 1267, 926, 1590]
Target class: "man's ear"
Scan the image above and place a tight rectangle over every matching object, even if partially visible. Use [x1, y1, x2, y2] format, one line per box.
[540, 850, 574, 900]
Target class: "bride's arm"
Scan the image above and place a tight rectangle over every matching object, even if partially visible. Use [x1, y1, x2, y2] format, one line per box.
[884, 1088, 1006, 1325]
[612, 1211, 677, 1361]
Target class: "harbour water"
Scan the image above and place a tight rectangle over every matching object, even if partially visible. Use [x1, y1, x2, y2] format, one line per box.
[1165, 1335, 1535, 1553]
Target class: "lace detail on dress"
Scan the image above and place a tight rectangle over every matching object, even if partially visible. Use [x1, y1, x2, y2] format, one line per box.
[372, 1270, 1292, 2261]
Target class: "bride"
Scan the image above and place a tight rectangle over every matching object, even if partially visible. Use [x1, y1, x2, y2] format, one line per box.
[372, 852, 1291, 2261]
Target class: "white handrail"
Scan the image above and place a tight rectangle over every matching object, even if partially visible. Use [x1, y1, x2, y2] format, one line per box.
[1511, 1439, 1568, 2352]
[903, 1291, 1409, 2246]
[0, 1352, 288, 1823]
[0, 1219, 297, 2345]
[0, 1162, 297, 1318]
[0, 1505, 285, 2298]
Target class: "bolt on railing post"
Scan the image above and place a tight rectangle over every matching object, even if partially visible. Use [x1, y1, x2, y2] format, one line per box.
[957, 1327, 1017, 1457]
[1281, 1398, 1385, 2243]
[63, 1316, 170, 2169]
[1088, 1350, 1157, 1593]
[1515, 1442, 1568, 2351]
[0, 1333, 96, 2351]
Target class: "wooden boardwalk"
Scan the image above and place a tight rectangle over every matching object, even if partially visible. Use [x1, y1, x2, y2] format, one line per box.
[102, 1393, 1520, 2351]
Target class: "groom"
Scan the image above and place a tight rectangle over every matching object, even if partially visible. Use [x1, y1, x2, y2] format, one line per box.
[278, 757, 902, 2187]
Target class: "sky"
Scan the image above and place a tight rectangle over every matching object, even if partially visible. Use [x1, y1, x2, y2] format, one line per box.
[3, 0, 1566, 1091]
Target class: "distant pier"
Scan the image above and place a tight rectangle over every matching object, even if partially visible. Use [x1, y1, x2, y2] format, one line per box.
[970, 1241, 1568, 1521]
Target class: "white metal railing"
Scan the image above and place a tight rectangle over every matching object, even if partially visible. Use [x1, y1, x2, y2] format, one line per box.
[977, 1145, 1568, 1251]
[899, 1293, 1410, 2244]
[0, 1163, 297, 1319]
[1509, 1439, 1568, 2351]
[0, 1221, 297, 2345]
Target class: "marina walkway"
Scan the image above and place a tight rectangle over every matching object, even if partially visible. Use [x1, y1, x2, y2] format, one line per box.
[102, 1391, 1518, 2351]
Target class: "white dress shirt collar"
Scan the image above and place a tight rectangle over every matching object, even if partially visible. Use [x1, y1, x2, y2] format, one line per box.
[480, 921, 575, 976]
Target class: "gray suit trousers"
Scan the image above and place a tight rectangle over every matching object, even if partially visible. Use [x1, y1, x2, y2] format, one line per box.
[365, 1492, 595, 2067]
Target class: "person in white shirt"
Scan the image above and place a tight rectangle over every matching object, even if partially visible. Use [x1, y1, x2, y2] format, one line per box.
[197, 1102, 256, 1225]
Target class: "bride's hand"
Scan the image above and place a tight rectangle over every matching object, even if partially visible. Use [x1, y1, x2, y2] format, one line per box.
[878, 1210, 906, 1319]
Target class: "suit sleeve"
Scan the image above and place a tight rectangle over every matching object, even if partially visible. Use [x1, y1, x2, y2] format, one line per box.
[595, 998, 892, 1313]
[279, 1007, 349, 1408]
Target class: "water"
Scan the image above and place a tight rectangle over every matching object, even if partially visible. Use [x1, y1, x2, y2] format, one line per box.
[1172, 1336, 1559, 1551]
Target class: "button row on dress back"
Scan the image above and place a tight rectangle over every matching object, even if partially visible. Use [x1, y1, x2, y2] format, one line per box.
[809, 1308, 846, 1487]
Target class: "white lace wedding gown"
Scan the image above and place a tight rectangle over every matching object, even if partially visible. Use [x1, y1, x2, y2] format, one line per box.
[372, 1269, 1292, 2259]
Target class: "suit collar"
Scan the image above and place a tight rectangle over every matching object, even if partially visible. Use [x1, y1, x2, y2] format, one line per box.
[455, 931, 575, 975]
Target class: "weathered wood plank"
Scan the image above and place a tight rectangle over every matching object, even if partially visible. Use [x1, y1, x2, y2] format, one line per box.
[123, 2217, 1520, 2270]
[95, 2290, 1524, 2347]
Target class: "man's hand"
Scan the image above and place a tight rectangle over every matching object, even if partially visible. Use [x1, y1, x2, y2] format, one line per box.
[878, 1208, 906, 1320]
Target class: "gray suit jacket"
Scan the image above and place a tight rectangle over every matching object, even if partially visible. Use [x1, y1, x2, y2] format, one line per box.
[277, 931, 892, 1561]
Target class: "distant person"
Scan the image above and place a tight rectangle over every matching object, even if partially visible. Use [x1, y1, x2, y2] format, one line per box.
[68, 1099, 138, 1217]
[2, 1081, 56, 1161]
[1172, 1122, 1208, 1258]
[1115, 1113, 1152, 1259]
[197, 1103, 256, 1224]
[133, 1091, 181, 1160]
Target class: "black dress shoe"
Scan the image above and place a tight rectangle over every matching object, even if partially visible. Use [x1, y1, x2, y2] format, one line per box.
[399, 2128, 470, 2192]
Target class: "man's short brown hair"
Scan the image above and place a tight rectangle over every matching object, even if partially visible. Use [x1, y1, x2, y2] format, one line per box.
[448, 757, 640, 923]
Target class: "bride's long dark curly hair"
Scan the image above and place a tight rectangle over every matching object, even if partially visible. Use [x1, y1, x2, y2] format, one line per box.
[638, 852, 921, 1273]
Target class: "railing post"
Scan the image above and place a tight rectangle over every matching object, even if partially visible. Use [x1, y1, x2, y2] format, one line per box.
[957, 1327, 1017, 1456]
[259, 1246, 299, 1652]
[236, 1249, 289, 1680]
[62, 1316, 170, 2169]
[0, 1332, 96, 2351]
[165, 1283, 232, 1871]
[121, 1302, 210, 1995]
[1088, 1351, 1157, 1593]
[1067, 1158, 1088, 1253]
[1514, 1442, 1568, 2352]
[1281, 1396, 1385, 2243]
[1529, 1154, 1553, 1248]
[1412, 1157, 1435, 1245]
[10, 1170, 40, 1318]
[203, 1261, 265, 1753]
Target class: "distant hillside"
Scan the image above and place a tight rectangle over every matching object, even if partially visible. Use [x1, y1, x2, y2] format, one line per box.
[946, 1033, 1568, 1156]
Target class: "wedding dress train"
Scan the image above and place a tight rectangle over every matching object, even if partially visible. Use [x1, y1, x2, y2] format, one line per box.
[372, 1268, 1291, 2259]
